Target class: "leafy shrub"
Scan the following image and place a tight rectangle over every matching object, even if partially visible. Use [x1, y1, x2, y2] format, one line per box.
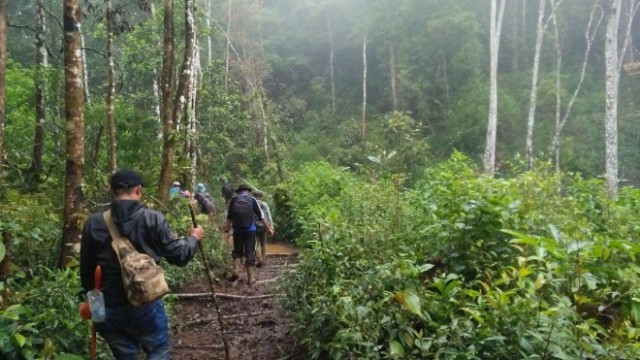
[282, 154, 640, 359]
[0, 267, 92, 359]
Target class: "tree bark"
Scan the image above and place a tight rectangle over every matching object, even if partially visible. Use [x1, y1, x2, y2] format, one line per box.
[328, 19, 336, 113]
[483, 0, 506, 177]
[186, 28, 199, 188]
[158, 0, 176, 204]
[0, 0, 5, 166]
[604, 0, 622, 199]
[224, 0, 233, 89]
[106, 0, 117, 173]
[525, 0, 546, 170]
[361, 34, 367, 144]
[59, 0, 85, 268]
[30, 0, 47, 180]
[173, 0, 197, 188]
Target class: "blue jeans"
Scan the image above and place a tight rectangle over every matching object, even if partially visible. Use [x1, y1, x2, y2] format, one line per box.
[96, 300, 170, 360]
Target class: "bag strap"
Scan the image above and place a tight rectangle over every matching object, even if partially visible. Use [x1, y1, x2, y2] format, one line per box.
[103, 210, 127, 264]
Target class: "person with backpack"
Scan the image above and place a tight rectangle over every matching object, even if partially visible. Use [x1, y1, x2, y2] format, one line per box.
[221, 178, 234, 210]
[223, 184, 274, 285]
[252, 191, 273, 267]
[194, 183, 217, 225]
[80, 169, 205, 359]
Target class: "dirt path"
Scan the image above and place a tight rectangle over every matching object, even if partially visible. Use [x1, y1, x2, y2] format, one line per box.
[169, 243, 305, 360]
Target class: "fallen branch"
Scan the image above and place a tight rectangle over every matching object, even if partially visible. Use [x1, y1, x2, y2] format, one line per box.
[223, 310, 275, 320]
[257, 275, 283, 285]
[174, 292, 279, 300]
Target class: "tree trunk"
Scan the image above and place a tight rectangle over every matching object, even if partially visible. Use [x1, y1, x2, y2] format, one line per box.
[604, 0, 621, 199]
[158, 0, 176, 204]
[550, 1, 602, 171]
[80, 27, 90, 103]
[525, 0, 546, 170]
[172, 0, 198, 188]
[551, 6, 562, 171]
[362, 34, 367, 144]
[389, 40, 398, 112]
[186, 36, 199, 188]
[224, 0, 233, 89]
[483, 0, 506, 177]
[30, 0, 47, 181]
[59, 0, 85, 268]
[106, 0, 117, 173]
[205, 0, 212, 65]
[328, 20, 336, 113]
[0, 0, 5, 166]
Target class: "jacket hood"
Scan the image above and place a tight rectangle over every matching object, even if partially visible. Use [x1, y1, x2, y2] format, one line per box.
[110, 200, 144, 235]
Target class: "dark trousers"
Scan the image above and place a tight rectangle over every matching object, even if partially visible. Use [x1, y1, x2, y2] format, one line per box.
[232, 230, 256, 266]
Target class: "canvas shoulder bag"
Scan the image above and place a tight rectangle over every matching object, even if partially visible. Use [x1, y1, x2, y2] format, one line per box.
[103, 210, 169, 306]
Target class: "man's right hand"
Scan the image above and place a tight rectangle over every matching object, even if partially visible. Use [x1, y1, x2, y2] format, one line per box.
[190, 225, 205, 241]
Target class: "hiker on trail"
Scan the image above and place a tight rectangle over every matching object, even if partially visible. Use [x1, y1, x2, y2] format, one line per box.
[194, 183, 217, 225]
[169, 181, 184, 198]
[223, 184, 274, 286]
[221, 179, 234, 209]
[253, 191, 273, 267]
[80, 169, 205, 359]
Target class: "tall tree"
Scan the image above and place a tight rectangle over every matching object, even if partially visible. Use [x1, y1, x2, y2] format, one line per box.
[106, 0, 117, 173]
[59, 0, 85, 267]
[362, 34, 367, 143]
[604, 0, 640, 198]
[30, 0, 48, 181]
[524, 0, 546, 170]
[0, 0, 5, 167]
[180, 0, 198, 187]
[604, 0, 622, 198]
[483, 0, 506, 176]
[158, 0, 176, 204]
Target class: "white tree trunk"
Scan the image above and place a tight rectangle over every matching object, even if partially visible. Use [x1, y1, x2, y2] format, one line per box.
[106, 0, 117, 173]
[362, 34, 367, 143]
[525, 0, 546, 170]
[604, 0, 621, 198]
[224, 0, 233, 89]
[80, 25, 90, 104]
[550, 1, 602, 171]
[483, 0, 506, 176]
[328, 20, 336, 113]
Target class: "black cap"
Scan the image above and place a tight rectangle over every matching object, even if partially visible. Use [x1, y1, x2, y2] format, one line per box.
[235, 184, 252, 193]
[110, 169, 144, 190]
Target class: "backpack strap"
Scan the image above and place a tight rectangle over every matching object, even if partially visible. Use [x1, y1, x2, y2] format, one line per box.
[103, 210, 129, 265]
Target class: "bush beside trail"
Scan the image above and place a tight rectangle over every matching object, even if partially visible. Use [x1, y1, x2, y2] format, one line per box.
[280, 155, 640, 359]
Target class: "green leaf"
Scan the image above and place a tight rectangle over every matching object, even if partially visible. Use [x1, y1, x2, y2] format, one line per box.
[14, 333, 26, 347]
[0, 241, 5, 262]
[389, 340, 405, 356]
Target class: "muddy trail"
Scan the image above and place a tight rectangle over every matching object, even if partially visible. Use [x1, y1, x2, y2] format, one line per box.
[169, 243, 306, 360]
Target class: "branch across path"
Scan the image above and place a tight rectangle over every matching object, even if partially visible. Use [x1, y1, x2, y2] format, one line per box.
[169, 243, 305, 360]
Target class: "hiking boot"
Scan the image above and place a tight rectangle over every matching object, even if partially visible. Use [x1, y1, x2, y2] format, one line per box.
[247, 266, 256, 286]
[260, 244, 267, 266]
[256, 253, 263, 268]
[228, 258, 242, 282]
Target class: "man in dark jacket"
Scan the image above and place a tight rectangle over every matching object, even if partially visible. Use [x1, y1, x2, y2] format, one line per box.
[223, 184, 274, 286]
[80, 169, 205, 359]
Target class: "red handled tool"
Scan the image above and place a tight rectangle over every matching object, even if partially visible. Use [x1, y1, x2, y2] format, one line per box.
[90, 265, 102, 360]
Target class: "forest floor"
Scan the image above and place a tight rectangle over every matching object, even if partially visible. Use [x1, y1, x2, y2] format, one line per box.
[169, 242, 307, 360]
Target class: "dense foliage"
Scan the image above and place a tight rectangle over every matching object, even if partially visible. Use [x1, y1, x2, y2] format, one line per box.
[2, 0, 640, 358]
[280, 156, 640, 359]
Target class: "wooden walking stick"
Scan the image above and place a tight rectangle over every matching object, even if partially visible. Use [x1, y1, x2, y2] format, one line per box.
[90, 265, 102, 360]
[189, 205, 230, 360]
